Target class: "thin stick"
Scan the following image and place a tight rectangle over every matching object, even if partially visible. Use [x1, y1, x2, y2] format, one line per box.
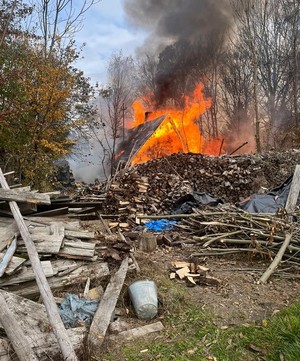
[258, 232, 293, 284]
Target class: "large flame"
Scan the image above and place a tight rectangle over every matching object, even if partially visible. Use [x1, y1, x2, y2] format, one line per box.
[127, 84, 222, 166]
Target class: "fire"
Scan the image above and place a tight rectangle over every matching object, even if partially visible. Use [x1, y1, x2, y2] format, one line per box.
[127, 84, 222, 166]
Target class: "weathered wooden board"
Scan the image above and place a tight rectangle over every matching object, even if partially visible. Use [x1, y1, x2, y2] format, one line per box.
[25, 217, 81, 231]
[18, 223, 65, 254]
[0, 237, 16, 277]
[0, 189, 51, 205]
[0, 292, 39, 360]
[58, 246, 95, 258]
[285, 165, 300, 213]
[65, 229, 95, 239]
[0, 290, 86, 360]
[0, 261, 55, 286]
[0, 222, 18, 252]
[0, 338, 10, 361]
[4, 261, 110, 298]
[109, 321, 164, 342]
[88, 257, 128, 350]
[2, 254, 26, 275]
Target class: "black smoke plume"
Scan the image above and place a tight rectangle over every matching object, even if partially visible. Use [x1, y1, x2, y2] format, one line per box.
[124, 0, 232, 106]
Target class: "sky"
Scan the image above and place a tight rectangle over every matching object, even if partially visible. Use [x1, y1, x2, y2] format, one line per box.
[74, 0, 147, 85]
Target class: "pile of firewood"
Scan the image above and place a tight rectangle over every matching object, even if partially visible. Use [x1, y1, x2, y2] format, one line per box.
[103, 150, 300, 216]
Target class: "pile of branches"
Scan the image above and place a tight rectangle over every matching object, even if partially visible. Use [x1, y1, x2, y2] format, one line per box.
[175, 206, 300, 278]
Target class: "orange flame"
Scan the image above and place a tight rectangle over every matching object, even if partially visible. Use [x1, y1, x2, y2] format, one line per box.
[127, 84, 222, 166]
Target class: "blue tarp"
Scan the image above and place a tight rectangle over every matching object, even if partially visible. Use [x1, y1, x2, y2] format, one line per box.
[144, 219, 177, 231]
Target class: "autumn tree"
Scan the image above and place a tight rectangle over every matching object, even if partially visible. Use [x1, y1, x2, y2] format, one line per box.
[0, 1, 96, 189]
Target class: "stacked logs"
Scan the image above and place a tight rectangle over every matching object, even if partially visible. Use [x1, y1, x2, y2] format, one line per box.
[103, 150, 300, 216]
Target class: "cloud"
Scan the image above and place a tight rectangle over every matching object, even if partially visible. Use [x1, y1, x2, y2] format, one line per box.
[74, 0, 147, 83]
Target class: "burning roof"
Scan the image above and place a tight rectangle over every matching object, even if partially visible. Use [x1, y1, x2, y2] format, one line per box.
[119, 115, 167, 162]
[118, 84, 222, 166]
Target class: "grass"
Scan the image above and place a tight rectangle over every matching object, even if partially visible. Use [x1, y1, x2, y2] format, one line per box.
[101, 270, 300, 361]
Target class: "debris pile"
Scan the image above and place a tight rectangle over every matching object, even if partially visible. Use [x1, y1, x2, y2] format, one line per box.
[104, 150, 300, 215]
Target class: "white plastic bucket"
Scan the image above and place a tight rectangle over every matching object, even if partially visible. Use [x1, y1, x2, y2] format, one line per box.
[128, 280, 158, 320]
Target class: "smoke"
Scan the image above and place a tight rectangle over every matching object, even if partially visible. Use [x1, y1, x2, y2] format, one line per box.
[125, 0, 231, 48]
[124, 0, 232, 105]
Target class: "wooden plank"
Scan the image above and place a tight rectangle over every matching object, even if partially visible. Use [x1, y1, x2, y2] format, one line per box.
[63, 240, 95, 250]
[18, 223, 64, 254]
[25, 217, 81, 230]
[31, 207, 69, 217]
[0, 237, 16, 276]
[0, 338, 10, 361]
[0, 261, 55, 286]
[0, 222, 18, 252]
[65, 229, 95, 239]
[0, 292, 39, 360]
[0, 189, 50, 205]
[285, 165, 300, 213]
[58, 246, 95, 259]
[0, 168, 79, 361]
[0, 253, 26, 275]
[109, 321, 164, 342]
[0, 290, 86, 360]
[88, 257, 129, 350]
[5, 261, 110, 298]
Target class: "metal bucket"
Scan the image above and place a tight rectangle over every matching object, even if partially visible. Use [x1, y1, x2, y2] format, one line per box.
[128, 280, 158, 320]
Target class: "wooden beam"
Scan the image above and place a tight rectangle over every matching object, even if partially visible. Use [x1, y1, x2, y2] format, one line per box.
[0, 168, 79, 361]
[0, 236, 16, 277]
[285, 165, 300, 213]
[0, 189, 51, 205]
[0, 222, 18, 252]
[109, 321, 164, 342]
[0, 290, 86, 360]
[0, 292, 39, 361]
[88, 257, 129, 351]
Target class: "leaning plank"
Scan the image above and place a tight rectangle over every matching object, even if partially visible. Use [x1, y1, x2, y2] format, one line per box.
[0, 237, 16, 277]
[285, 165, 300, 213]
[0, 168, 79, 361]
[0, 189, 50, 205]
[258, 232, 293, 284]
[0, 222, 18, 252]
[0, 290, 86, 360]
[109, 321, 164, 342]
[88, 257, 129, 351]
[0, 253, 26, 276]
[0, 292, 39, 361]
[5, 261, 110, 298]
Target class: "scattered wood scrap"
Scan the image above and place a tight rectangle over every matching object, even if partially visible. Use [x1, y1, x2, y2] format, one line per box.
[170, 261, 220, 287]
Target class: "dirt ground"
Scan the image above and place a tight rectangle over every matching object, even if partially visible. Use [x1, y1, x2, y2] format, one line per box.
[144, 244, 300, 327]
[81, 218, 300, 328]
